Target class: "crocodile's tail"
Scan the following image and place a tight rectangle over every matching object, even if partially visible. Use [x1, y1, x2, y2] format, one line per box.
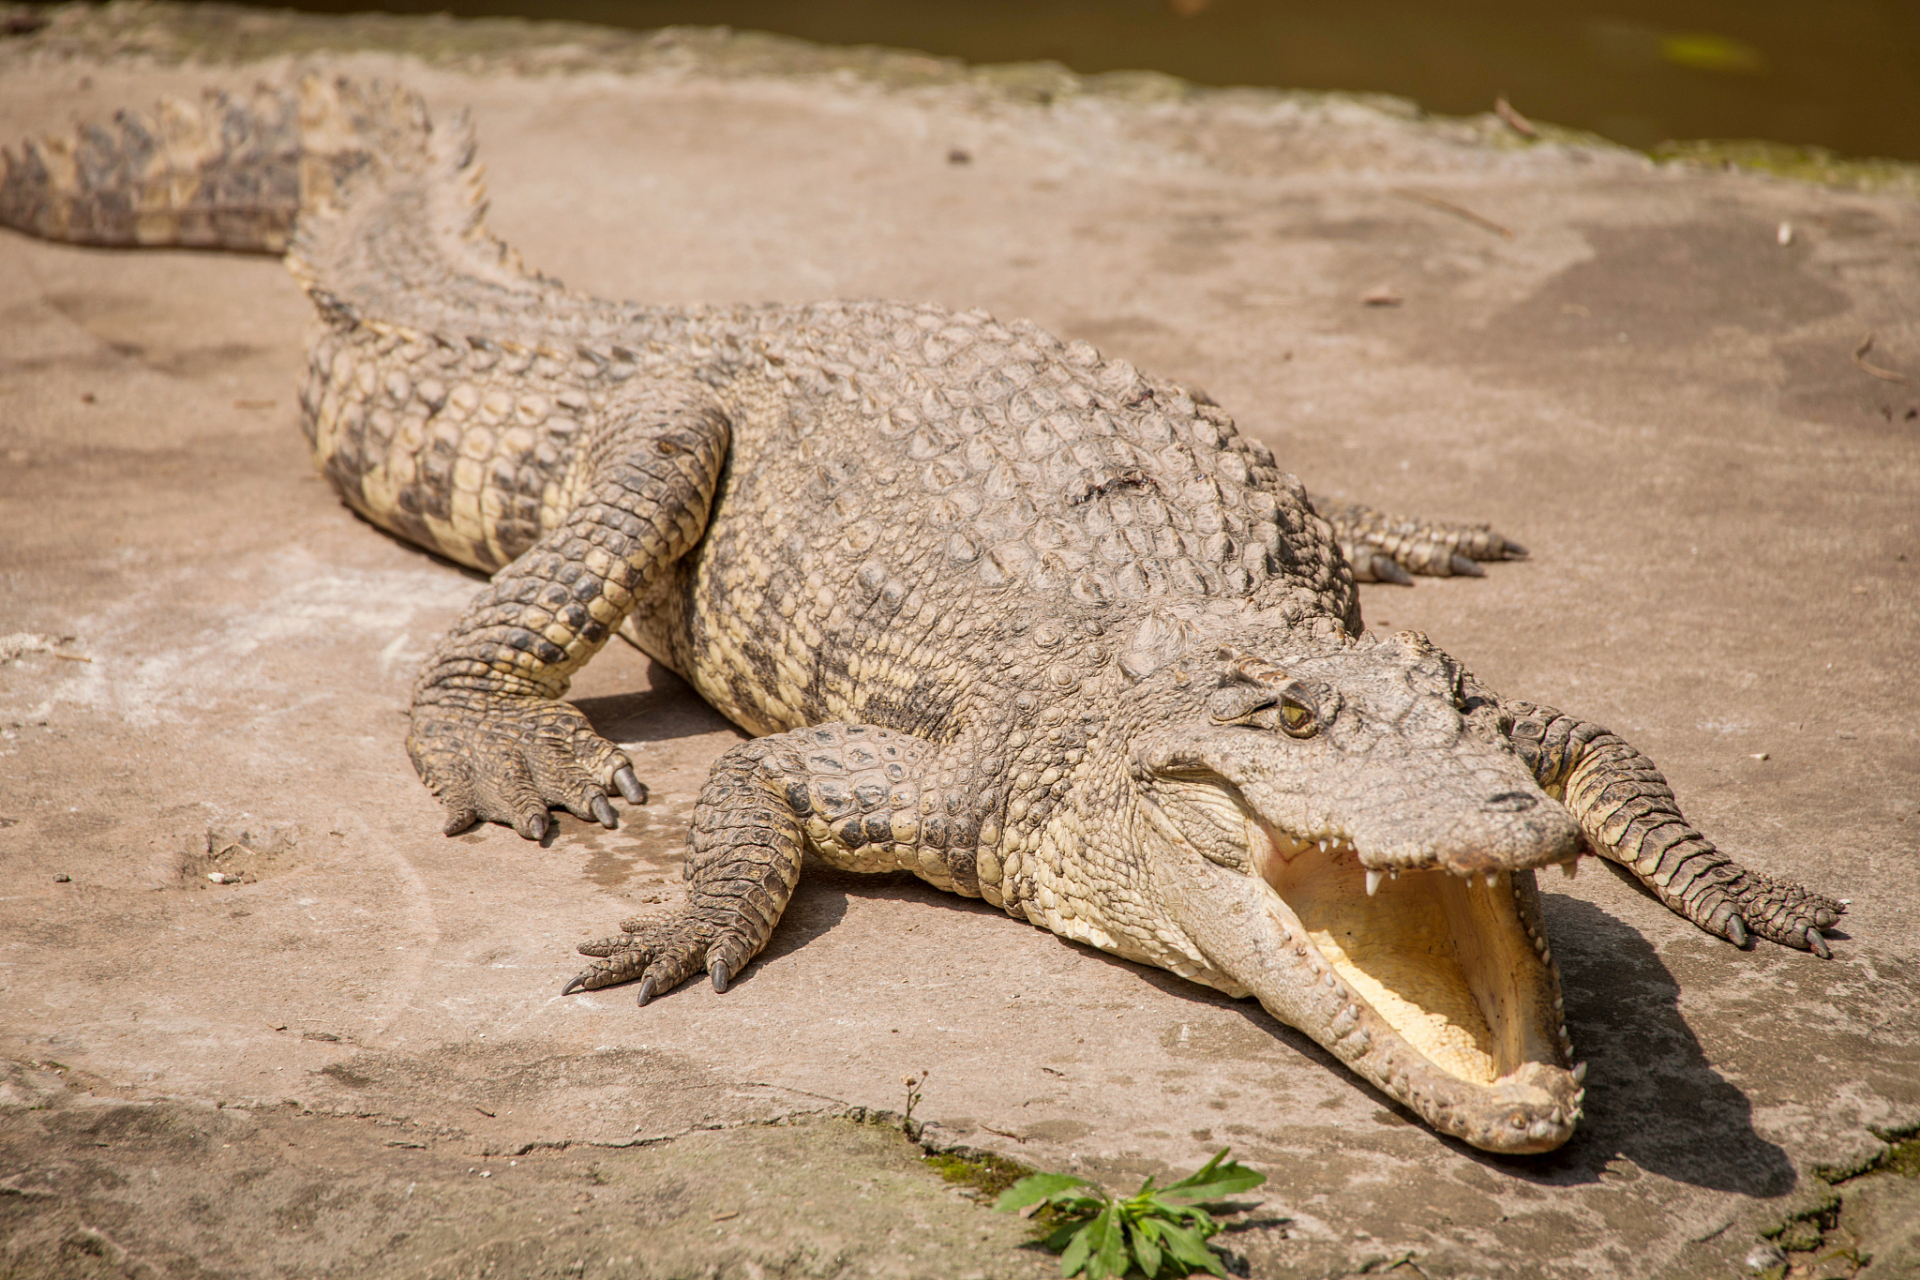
[0, 76, 433, 254]
[3, 73, 571, 331]
[280, 78, 558, 330]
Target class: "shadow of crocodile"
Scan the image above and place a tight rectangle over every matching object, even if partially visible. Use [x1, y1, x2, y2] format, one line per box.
[575, 668, 745, 747]
[1502, 892, 1797, 1197]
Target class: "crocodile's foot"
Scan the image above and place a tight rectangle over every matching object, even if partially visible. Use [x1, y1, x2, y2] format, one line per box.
[1733, 869, 1846, 957]
[566, 910, 757, 1001]
[1315, 498, 1528, 585]
[407, 691, 644, 840]
[1596, 852, 1845, 958]
[1704, 865, 1847, 958]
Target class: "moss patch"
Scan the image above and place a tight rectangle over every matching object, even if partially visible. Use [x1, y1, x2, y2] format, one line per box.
[922, 1148, 1037, 1203]
[1756, 1122, 1920, 1279]
[16, 0, 1919, 197]
[1877, 1130, 1920, 1180]
[1652, 139, 1920, 197]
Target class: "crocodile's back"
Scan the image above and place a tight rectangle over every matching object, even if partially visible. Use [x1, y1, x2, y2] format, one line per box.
[302, 283, 1363, 736]
[1, 74, 1358, 741]
[637, 299, 1359, 739]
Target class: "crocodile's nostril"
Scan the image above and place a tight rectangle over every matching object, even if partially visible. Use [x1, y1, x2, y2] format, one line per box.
[1485, 791, 1538, 812]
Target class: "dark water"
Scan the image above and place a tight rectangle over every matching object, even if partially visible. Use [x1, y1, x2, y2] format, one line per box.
[253, 0, 1920, 162]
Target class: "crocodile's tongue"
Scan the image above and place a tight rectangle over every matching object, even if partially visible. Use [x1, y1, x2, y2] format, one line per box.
[1156, 837, 1585, 1153]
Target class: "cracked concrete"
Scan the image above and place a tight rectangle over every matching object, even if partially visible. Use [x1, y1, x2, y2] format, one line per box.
[1, 5, 1917, 1278]
[0, 1062, 1047, 1280]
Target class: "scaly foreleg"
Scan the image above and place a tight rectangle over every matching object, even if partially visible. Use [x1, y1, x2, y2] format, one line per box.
[1503, 700, 1844, 955]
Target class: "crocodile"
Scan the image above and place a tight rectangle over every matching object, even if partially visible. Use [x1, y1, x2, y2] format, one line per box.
[0, 77, 1843, 1154]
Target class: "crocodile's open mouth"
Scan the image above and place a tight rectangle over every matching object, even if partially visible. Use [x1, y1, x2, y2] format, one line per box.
[1140, 742, 1586, 1151]
[1251, 826, 1567, 1088]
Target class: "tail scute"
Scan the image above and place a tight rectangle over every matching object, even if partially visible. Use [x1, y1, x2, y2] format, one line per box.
[1, 84, 302, 251]
[291, 74, 432, 212]
[0, 76, 434, 256]
[286, 89, 550, 311]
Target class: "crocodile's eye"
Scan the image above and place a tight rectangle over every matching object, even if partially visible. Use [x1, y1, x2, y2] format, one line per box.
[1278, 693, 1318, 738]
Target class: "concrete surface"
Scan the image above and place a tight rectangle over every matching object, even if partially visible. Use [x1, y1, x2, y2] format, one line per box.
[1, 6, 1917, 1278]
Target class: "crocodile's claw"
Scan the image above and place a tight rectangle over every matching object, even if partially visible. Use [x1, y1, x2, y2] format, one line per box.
[407, 692, 638, 839]
[568, 909, 742, 1003]
[1315, 496, 1528, 584]
[611, 765, 647, 804]
[1672, 863, 1844, 958]
[1728, 868, 1846, 957]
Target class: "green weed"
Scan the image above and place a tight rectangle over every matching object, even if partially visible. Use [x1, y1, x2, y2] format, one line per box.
[996, 1148, 1264, 1280]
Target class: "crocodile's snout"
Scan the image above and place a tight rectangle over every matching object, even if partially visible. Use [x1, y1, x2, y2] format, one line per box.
[1135, 629, 1584, 1151]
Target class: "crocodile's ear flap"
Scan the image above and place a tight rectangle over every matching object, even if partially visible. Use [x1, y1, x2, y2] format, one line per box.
[1213, 645, 1287, 687]
[1384, 629, 1464, 668]
[1400, 634, 1499, 724]
[1206, 646, 1287, 725]
[1380, 629, 1468, 694]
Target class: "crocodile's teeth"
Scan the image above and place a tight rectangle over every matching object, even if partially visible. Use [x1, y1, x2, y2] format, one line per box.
[1365, 869, 1384, 897]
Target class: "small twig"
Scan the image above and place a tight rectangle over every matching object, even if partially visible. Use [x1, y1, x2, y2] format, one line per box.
[473, 1105, 496, 1118]
[980, 1125, 1027, 1143]
[1390, 188, 1515, 240]
[1852, 332, 1909, 385]
[901, 1070, 927, 1136]
[53, 652, 92, 662]
[1493, 93, 1539, 138]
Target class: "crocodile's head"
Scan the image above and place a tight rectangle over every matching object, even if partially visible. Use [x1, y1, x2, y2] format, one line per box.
[1120, 624, 1585, 1153]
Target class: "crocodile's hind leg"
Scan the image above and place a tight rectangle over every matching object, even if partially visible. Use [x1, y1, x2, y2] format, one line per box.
[407, 379, 729, 839]
[1499, 697, 1845, 955]
[1313, 496, 1529, 584]
[568, 723, 983, 1001]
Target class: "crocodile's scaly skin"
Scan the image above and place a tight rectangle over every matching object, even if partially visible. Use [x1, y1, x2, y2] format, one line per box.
[1, 77, 1843, 1154]
[1505, 699, 1841, 957]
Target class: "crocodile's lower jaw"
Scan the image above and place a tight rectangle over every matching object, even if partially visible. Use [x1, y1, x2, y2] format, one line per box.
[1254, 833, 1583, 1152]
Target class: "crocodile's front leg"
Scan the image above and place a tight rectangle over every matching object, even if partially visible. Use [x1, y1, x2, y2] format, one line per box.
[407, 380, 730, 839]
[566, 723, 993, 1001]
[1498, 699, 1845, 955]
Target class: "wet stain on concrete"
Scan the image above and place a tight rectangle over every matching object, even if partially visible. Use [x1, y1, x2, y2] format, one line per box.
[1466, 216, 1853, 364]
